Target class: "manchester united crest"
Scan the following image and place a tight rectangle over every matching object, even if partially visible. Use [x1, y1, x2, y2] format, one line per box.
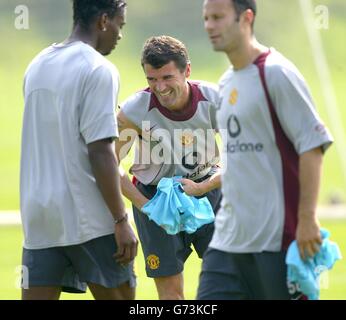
[147, 254, 160, 270]
[180, 132, 195, 146]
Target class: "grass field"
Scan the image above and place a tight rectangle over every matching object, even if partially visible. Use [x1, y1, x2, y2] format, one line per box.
[0, 219, 344, 300]
[0, 0, 345, 301]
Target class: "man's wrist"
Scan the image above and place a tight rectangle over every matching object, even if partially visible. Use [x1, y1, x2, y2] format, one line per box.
[138, 197, 149, 209]
[114, 213, 128, 225]
[298, 209, 317, 219]
[199, 181, 210, 194]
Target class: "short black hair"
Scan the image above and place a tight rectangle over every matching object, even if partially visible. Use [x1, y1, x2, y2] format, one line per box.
[232, 0, 257, 29]
[72, 0, 126, 30]
[141, 36, 190, 72]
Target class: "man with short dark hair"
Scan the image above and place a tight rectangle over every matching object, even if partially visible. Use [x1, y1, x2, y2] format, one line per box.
[198, 0, 334, 299]
[116, 35, 221, 299]
[20, 0, 138, 300]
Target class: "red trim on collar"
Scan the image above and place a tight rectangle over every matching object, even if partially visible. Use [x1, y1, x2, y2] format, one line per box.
[144, 81, 207, 121]
[253, 50, 271, 66]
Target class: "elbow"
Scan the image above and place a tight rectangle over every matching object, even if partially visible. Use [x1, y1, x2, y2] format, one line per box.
[88, 149, 108, 172]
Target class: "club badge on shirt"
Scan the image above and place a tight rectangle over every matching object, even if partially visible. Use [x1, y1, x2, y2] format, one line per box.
[180, 132, 195, 147]
[229, 88, 238, 106]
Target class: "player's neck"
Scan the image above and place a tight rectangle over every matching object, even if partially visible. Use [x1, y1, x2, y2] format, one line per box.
[64, 25, 97, 50]
[227, 38, 268, 71]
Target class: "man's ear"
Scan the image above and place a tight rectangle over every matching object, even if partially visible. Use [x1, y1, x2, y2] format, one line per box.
[241, 9, 254, 29]
[185, 63, 191, 78]
[97, 13, 108, 32]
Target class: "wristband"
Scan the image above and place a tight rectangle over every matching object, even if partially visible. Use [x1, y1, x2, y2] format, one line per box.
[114, 213, 128, 224]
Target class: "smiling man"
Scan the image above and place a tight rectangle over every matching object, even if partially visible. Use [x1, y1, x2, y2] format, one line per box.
[115, 35, 222, 299]
[20, 0, 138, 300]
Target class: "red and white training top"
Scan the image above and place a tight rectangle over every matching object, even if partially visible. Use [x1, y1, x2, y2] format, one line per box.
[120, 81, 220, 185]
[210, 49, 333, 253]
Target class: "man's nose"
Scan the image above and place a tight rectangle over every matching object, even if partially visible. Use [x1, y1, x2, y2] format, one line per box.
[204, 18, 214, 33]
[156, 80, 167, 93]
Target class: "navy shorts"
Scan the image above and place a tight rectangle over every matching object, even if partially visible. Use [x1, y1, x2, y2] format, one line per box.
[197, 248, 305, 300]
[133, 180, 222, 278]
[22, 234, 136, 293]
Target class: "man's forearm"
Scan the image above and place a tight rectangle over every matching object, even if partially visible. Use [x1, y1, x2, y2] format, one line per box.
[296, 147, 324, 259]
[88, 141, 126, 220]
[119, 168, 149, 210]
[298, 147, 323, 219]
[200, 170, 222, 193]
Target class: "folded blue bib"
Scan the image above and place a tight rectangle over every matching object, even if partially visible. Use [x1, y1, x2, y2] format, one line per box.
[141, 177, 215, 235]
[286, 228, 342, 300]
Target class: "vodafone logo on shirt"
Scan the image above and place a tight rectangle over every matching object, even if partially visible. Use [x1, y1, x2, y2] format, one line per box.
[226, 114, 264, 154]
[227, 115, 241, 138]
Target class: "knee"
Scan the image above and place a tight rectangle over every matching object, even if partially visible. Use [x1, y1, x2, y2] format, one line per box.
[155, 274, 184, 300]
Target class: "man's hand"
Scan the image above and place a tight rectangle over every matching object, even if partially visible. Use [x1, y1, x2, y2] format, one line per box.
[113, 218, 138, 265]
[180, 171, 221, 197]
[180, 178, 206, 197]
[296, 215, 322, 260]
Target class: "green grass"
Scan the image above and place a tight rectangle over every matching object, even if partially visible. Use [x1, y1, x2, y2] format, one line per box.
[1, 1, 346, 209]
[0, 220, 344, 300]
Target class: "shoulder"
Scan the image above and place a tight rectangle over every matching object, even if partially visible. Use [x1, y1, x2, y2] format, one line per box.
[24, 45, 55, 76]
[121, 89, 152, 110]
[120, 89, 152, 125]
[189, 80, 219, 105]
[120, 89, 152, 126]
[264, 49, 306, 86]
[77, 44, 119, 81]
[218, 67, 234, 91]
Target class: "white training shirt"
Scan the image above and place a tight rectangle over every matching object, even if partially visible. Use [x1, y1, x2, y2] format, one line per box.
[210, 49, 333, 253]
[120, 81, 220, 185]
[20, 41, 119, 249]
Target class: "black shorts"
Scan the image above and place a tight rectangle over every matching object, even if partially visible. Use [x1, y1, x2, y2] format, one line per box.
[133, 180, 222, 278]
[197, 248, 305, 300]
[22, 234, 136, 293]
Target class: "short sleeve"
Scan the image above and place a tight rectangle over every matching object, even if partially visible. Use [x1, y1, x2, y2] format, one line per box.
[266, 65, 333, 154]
[198, 81, 220, 131]
[80, 64, 119, 144]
